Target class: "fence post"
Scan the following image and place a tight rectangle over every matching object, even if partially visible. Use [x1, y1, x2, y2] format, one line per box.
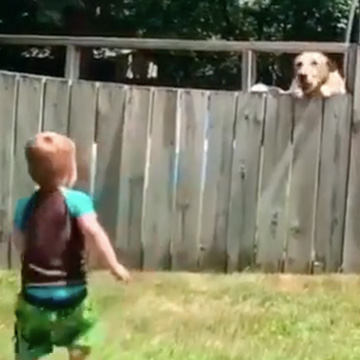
[241, 50, 257, 91]
[65, 45, 81, 79]
[342, 43, 360, 272]
[345, 44, 357, 94]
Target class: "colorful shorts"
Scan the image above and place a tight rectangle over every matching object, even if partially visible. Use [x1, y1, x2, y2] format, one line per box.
[14, 293, 103, 360]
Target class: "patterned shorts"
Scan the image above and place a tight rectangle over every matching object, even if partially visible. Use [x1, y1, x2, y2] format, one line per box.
[14, 293, 103, 360]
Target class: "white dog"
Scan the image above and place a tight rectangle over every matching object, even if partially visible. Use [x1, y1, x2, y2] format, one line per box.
[289, 51, 346, 98]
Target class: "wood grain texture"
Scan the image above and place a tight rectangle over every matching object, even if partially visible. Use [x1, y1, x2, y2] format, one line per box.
[116, 86, 151, 269]
[285, 98, 323, 273]
[94, 83, 126, 268]
[12, 75, 43, 267]
[343, 46, 360, 273]
[68, 80, 97, 194]
[0, 73, 17, 268]
[256, 95, 293, 272]
[142, 88, 177, 270]
[227, 93, 265, 272]
[313, 95, 352, 273]
[198, 91, 236, 271]
[42, 78, 70, 134]
[172, 90, 208, 271]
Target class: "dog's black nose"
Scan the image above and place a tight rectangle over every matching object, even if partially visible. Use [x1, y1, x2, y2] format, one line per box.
[298, 74, 307, 83]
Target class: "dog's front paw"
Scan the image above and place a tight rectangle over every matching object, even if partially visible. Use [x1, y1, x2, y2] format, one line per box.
[320, 85, 332, 98]
[292, 88, 304, 99]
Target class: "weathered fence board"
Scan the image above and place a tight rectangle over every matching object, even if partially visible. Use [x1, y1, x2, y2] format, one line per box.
[116, 86, 151, 269]
[12, 75, 43, 267]
[42, 78, 70, 134]
[285, 99, 323, 273]
[142, 88, 177, 270]
[256, 95, 293, 272]
[94, 83, 126, 268]
[198, 91, 236, 271]
[0, 74, 17, 267]
[313, 95, 352, 273]
[227, 93, 265, 272]
[343, 109, 360, 273]
[68, 80, 97, 193]
[172, 90, 207, 271]
[0, 70, 357, 274]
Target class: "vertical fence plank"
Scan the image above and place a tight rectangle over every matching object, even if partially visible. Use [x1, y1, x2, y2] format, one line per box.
[116, 87, 151, 269]
[227, 93, 265, 272]
[94, 83, 126, 268]
[198, 91, 236, 271]
[256, 95, 293, 272]
[42, 78, 70, 134]
[142, 88, 177, 270]
[0, 74, 17, 268]
[314, 95, 352, 273]
[343, 102, 360, 272]
[68, 80, 97, 193]
[343, 46, 360, 273]
[12, 75, 43, 267]
[13, 76, 43, 200]
[285, 99, 323, 273]
[172, 90, 207, 271]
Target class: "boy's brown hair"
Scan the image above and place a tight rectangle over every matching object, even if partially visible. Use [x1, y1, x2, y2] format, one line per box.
[25, 132, 77, 190]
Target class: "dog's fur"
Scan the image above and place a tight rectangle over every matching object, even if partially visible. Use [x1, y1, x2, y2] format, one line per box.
[289, 51, 346, 98]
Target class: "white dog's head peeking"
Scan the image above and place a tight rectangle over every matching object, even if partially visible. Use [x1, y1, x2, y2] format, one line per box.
[294, 51, 336, 95]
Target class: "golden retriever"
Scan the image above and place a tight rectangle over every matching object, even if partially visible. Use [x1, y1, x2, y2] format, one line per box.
[289, 51, 346, 98]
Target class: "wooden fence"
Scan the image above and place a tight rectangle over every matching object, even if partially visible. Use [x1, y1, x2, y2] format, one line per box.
[0, 70, 359, 274]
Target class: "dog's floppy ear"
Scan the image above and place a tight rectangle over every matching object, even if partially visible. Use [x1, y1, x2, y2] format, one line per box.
[326, 58, 338, 72]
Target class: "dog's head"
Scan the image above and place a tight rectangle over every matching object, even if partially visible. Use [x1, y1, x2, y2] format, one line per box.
[294, 52, 336, 95]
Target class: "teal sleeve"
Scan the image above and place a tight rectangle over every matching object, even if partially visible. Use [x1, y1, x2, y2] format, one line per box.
[14, 198, 31, 231]
[64, 189, 95, 218]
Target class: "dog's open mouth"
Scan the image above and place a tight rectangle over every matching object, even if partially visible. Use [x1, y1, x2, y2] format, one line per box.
[297, 78, 314, 93]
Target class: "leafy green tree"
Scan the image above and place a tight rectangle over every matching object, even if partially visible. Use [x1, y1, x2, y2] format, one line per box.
[0, 0, 355, 88]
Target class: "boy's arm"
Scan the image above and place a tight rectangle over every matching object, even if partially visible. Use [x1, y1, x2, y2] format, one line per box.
[11, 226, 24, 255]
[12, 198, 28, 256]
[77, 213, 130, 282]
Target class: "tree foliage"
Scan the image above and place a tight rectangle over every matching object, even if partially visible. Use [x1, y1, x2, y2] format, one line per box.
[0, 0, 356, 88]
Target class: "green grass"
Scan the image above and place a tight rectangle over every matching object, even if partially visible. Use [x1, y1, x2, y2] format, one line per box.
[2, 271, 360, 359]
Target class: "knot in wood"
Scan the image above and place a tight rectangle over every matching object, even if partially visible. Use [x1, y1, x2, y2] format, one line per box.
[239, 164, 246, 179]
[352, 119, 360, 134]
[271, 210, 279, 226]
[199, 244, 206, 251]
[290, 221, 301, 236]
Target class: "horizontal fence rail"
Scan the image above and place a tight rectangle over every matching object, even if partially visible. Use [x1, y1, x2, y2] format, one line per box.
[0, 70, 358, 274]
[0, 35, 351, 53]
[0, 35, 356, 91]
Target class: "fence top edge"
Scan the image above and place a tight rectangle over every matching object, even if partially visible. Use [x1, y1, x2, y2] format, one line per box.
[0, 71, 353, 104]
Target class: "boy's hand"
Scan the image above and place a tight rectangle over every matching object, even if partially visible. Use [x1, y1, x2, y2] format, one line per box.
[112, 263, 131, 283]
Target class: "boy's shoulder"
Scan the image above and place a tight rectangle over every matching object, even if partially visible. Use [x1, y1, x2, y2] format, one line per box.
[15, 192, 38, 211]
[61, 188, 95, 218]
[16, 196, 32, 207]
[62, 188, 92, 201]
[14, 193, 37, 230]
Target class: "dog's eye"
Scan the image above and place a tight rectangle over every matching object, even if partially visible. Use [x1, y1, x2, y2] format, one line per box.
[311, 60, 318, 66]
[296, 61, 302, 68]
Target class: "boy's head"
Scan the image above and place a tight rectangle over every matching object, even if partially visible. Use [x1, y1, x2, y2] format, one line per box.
[25, 132, 77, 190]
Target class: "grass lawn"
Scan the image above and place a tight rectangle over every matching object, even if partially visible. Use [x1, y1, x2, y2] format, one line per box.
[1, 271, 360, 359]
